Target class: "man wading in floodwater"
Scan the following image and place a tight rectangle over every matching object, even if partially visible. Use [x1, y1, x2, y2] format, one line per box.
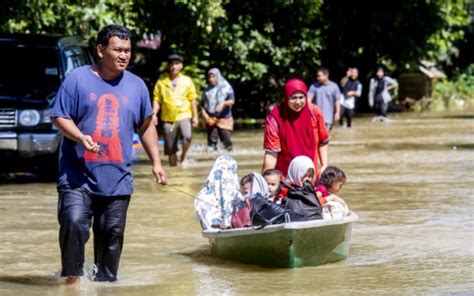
[51, 24, 167, 284]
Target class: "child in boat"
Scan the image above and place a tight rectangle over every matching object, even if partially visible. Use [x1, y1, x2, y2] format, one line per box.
[286, 156, 321, 201]
[316, 166, 349, 218]
[285, 156, 349, 218]
[263, 169, 283, 203]
[284, 156, 324, 220]
[232, 172, 270, 228]
[240, 173, 269, 198]
[240, 174, 253, 197]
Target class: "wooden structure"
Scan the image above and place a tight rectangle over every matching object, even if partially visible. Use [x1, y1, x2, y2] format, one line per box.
[398, 61, 446, 101]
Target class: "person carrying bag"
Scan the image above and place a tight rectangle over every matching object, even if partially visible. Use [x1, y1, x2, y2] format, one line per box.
[283, 181, 323, 221]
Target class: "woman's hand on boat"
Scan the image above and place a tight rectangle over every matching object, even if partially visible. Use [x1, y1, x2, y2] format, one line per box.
[152, 164, 167, 185]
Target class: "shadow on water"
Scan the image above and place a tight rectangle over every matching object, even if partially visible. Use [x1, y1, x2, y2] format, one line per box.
[0, 274, 162, 293]
[365, 143, 474, 151]
[0, 275, 60, 286]
[175, 246, 290, 273]
[442, 114, 474, 120]
[0, 173, 55, 185]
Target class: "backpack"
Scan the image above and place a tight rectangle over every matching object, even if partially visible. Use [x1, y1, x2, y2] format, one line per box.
[231, 198, 252, 228]
[283, 181, 323, 221]
[250, 194, 289, 228]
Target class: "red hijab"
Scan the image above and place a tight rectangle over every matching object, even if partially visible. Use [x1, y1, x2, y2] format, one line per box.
[270, 78, 316, 175]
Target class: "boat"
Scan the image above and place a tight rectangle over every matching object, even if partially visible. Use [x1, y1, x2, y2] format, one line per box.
[201, 213, 358, 268]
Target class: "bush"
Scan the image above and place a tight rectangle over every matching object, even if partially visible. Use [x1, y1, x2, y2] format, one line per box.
[413, 64, 474, 112]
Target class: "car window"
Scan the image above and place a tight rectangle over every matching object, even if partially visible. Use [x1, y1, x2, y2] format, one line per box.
[63, 47, 91, 77]
[0, 46, 61, 99]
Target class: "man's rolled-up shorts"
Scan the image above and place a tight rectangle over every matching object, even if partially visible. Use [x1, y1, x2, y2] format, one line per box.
[162, 119, 192, 155]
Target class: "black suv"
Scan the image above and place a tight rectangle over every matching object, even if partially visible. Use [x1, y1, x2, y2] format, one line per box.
[0, 34, 93, 177]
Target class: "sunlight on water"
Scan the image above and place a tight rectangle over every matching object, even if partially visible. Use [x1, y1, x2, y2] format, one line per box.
[0, 112, 473, 295]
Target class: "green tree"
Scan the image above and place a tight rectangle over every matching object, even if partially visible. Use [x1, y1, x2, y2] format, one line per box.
[319, 0, 470, 73]
[1, 0, 137, 41]
[1, 0, 471, 115]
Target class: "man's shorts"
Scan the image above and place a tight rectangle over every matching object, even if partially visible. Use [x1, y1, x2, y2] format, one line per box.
[162, 119, 192, 155]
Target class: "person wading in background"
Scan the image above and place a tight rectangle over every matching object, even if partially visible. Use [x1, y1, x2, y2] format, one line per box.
[153, 54, 199, 166]
[339, 67, 362, 128]
[308, 67, 341, 131]
[200, 68, 235, 152]
[368, 66, 398, 121]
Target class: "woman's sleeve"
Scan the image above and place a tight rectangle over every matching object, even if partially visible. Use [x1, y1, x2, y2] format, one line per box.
[226, 91, 235, 101]
[368, 79, 375, 107]
[313, 105, 330, 145]
[355, 83, 363, 97]
[385, 76, 398, 88]
[263, 114, 281, 152]
[227, 84, 235, 100]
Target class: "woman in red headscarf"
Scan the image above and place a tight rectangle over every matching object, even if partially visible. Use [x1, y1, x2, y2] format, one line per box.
[262, 78, 330, 178]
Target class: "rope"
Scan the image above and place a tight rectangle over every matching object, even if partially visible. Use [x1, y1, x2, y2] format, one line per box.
[130, 165, 219, 208]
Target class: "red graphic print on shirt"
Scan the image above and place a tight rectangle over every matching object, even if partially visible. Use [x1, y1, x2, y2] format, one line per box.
[84, 93, 123, 163]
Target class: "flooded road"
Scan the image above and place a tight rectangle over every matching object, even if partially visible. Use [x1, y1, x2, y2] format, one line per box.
[0, 112, 473, 295]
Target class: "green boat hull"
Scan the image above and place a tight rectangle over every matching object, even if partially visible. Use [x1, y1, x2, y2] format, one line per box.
[202, 214, 358, 268]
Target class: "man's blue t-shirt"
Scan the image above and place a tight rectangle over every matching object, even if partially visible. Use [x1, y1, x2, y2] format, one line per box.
[51, 66, 153, 196]
[307, 81, 341, 125]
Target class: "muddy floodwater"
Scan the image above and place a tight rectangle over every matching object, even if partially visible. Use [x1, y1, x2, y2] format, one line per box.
[0, 112, 473, 295]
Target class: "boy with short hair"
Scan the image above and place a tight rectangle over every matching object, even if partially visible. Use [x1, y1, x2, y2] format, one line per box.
[263, 169, 283, 203]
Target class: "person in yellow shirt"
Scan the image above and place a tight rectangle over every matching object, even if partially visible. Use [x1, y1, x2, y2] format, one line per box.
[153, 54, 199, 166]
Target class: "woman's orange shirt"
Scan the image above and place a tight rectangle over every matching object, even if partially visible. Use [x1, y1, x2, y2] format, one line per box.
[264, 103, 330, 177]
